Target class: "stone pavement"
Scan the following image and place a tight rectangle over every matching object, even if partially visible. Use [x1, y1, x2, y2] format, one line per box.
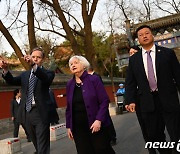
[0, 112, 149, 154]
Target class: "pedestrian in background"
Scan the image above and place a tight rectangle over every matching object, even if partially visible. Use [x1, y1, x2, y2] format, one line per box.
[49, 88, 59, 126]
[0, 47, 55, 154]
[129, 45, 139, 56]
[125, 25, 180, 154]
[66, 55, 115, 154]
[11, 88, 30, 141]
[116, 83, 125, 96]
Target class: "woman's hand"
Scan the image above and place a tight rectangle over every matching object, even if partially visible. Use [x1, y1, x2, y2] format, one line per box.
[67, 128, 73, 140]
[90, 120, 101, 133]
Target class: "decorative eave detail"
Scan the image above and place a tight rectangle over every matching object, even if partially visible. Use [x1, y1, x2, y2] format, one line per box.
[131, 13, 180, 36]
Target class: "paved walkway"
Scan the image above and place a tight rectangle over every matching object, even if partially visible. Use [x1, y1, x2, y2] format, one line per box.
[0, 112, 148, 154]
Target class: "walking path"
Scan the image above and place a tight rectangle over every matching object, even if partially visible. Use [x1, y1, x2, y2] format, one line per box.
[0, 113, 148, 154]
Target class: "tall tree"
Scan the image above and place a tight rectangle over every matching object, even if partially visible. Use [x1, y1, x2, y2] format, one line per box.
[37, 0, 99, 67]
[27, 0, 37, 51]
[0, 0, 99, 69]
[153, 0, 180, 14]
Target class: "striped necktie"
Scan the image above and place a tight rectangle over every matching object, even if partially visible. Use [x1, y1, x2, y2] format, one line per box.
[26, 73, 36, 112]
[146, 51, 157, 91]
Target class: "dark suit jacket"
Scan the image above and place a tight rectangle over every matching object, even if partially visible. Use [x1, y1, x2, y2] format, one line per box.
[49, 89, 59, 123]
[11, 99, 20, 119]
[125, 45, 180, 112]
[3, 67, 55, 124]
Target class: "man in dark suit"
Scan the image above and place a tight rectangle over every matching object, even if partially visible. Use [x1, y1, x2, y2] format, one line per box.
[11, 88, 30, 141]
[0, 47, 55, 154]
[125, 25, 180, 154]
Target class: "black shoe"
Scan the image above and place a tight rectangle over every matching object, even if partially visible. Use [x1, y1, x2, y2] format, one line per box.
[110, 139, 117, 146]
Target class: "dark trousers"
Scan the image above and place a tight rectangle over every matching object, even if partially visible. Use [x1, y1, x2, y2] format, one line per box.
[26, 107, 50, 154]
[107, 117, 117, 141]
[73, 127, 115, 154]
[141, 92, 180, 154]
[72, 110, 115, 154]
[13, 119, 20, 138]
[13, 118, 30, 139]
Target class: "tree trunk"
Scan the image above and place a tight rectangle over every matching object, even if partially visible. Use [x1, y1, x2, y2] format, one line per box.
[51, 0, 81, 55]
[27, 0, 37, 51]
[82, 0, 98, 68]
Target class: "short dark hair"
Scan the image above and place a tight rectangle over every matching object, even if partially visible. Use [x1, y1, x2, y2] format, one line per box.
[87, 65, 94, 71]
[30, 47, 45, 58]
[135, 25, 152, 36]
[13, 89, 20, 99]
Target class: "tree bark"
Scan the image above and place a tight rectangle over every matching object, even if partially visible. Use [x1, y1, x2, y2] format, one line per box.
[27, 0, 37, 51]
[82, 0, 98, 68]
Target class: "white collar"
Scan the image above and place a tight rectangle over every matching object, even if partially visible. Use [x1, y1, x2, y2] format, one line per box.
[142, 44, 156, 55]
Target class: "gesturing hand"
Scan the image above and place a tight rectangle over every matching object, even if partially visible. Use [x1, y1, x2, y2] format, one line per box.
[23, 55, 34, 65]
[126, 103, 136, 112]
[90, 120, 101, 133]
[0, 56, 8, 71]
[67, 128, 73, 140]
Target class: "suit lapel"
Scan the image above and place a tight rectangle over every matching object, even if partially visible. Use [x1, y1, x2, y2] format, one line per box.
[136, 50, 151, 87]
[24, 71, 31, 93]
[137, 50, 147, 79]
[155, 45, 161, 73]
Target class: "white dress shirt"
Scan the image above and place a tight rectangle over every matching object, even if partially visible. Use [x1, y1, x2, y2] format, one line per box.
[142, 44, 157, 81]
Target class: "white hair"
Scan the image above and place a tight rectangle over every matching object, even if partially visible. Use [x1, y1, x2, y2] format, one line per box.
[69, 55, 90, 69]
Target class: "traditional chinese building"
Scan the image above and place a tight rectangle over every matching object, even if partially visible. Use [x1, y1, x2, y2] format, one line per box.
[131, 13, 180, 60]
[115, 13, 180, 70]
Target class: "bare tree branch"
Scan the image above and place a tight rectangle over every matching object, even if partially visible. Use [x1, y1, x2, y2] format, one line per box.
[8, 0, 26, 29]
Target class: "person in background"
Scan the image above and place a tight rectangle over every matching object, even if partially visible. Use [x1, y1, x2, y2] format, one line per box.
[87, 66, 117, 146]
[11, 89, 30, 141]
[116, 83, 125, 114]
[66, 55, 115, 154]
[125, 25, 180, 154]
[0, 47, 55, 154]
[87, 66, 103, 83]
[116, 83, 125, 96]
[129, 45, 140, 56]
[49, 88, 59, 126]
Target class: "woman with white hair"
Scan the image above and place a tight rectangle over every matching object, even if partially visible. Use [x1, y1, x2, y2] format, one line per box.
[66, 55, 115, 154]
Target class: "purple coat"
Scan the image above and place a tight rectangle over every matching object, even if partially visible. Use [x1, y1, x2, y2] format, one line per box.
[66, 71, 111, 131]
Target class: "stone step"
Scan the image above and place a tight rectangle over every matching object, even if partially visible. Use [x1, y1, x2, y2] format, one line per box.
[50, 123, 67, 141]
[0, 138, 23, 154]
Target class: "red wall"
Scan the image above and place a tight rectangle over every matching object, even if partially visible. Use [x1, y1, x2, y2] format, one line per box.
[0, 86, 118, 119]
[0, 91, 13, 119]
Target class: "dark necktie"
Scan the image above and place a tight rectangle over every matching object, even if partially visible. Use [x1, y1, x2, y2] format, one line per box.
[26, 73, 36, 112]
[146, 51, 157, 91]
